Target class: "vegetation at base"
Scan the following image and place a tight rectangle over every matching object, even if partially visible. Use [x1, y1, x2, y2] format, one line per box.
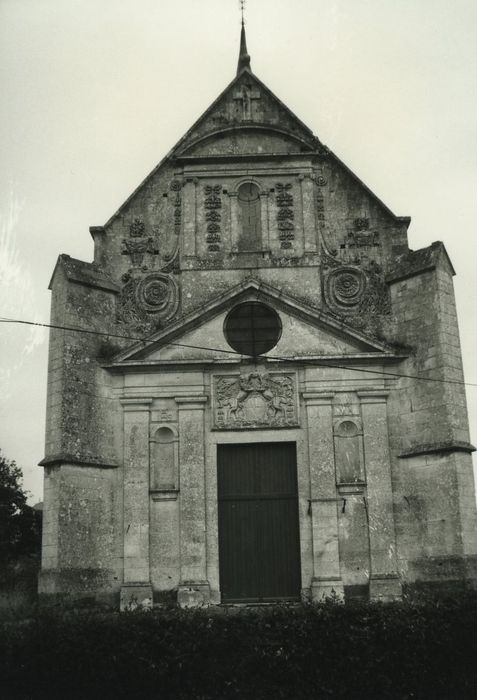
[0, 450, 42, 603]
[1, 595, 477, 699]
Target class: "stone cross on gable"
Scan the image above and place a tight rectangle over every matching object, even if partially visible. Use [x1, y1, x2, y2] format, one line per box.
[233, 83, 261, 121]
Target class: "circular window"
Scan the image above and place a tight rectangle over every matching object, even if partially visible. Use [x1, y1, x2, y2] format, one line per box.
[224, 302, 282, 356]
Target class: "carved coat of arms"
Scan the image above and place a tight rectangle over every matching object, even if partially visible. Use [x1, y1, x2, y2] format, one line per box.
[214, 372, 298, 430]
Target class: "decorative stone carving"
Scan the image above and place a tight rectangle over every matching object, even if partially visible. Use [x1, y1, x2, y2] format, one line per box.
[121, 237, 158, 266]
[354, 217, 369, 231]
[214, 372, 298, 430]
[136, 273, 179, 317]
[170, 179, 183, 237]
[275, 183, 295, 250]
[129, 217, 145, 237]
[321, 252, 391, 332]
[325, 267, 367, 309]
[122, 216, 159, 266]
[317, 145, 330, 160]
[333, 392, 360, 417]
[275, 183, 293, 207]
[343, 230, 380, 249]
[277, 207, 294, 220]
[340, 218, 379, 250]
[321, 246, 340, 269]
[161, 236, 180, 273]
[117, 272, 180, 332]
[204, 185, 222, 251]
[358, 259, 391, 317]
[316, 175, 326, 223]
[233, 84, 261, 121]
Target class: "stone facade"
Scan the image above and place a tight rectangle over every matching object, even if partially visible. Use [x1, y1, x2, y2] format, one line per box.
[39, 29, 477, 607]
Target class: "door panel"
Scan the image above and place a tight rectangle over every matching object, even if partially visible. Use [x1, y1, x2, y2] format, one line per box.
[217, 442, 301, 603]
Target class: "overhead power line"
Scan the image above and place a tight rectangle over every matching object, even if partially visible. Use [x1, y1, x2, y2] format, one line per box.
[1, 315, 476, 388]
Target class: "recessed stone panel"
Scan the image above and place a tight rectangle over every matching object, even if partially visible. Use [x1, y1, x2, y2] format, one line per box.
[213, 371, 298, 430]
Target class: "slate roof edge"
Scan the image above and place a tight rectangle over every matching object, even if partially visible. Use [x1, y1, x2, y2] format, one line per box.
[386, 241, 456, 284]
[48, 254, 120, 293]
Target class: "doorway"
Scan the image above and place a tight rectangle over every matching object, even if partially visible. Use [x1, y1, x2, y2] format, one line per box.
[217, 442, 301, 603]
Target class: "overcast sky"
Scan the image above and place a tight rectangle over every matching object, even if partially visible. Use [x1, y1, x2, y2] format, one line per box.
[1, 0, 476, 503]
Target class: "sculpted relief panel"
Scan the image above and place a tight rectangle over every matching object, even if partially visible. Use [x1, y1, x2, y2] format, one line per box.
[213, 372, 298, 430]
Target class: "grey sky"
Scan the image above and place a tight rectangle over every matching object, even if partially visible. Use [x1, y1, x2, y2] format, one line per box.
[1, 0, 476, 503]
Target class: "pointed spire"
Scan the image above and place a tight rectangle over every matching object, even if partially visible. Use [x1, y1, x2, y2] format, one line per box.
[237, 19, 251, 74]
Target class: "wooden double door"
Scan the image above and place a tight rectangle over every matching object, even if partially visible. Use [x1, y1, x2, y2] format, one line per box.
[217, 442, 301, 603]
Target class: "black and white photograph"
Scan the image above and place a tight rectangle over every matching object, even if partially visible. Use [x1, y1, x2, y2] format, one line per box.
[1, 1, 477, 697]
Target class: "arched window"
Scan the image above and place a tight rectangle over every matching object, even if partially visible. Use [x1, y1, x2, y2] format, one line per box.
[237, 182, 262, 251]
[151, 426, 176, 490]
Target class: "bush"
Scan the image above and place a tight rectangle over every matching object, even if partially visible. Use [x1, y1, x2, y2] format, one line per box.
[1, 596, 477, 699]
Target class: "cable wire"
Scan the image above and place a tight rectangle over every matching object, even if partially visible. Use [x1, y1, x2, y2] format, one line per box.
[1, 315, 476, 388]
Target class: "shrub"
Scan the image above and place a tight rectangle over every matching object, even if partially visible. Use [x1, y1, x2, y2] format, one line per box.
[1, 596, 477, 699]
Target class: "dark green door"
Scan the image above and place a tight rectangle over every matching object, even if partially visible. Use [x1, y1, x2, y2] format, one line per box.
[217, 442, 301, 603]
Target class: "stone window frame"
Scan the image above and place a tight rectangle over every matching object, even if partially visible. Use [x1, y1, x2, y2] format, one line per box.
[332, 418, 366, 486]
[149, 423, 179, 501]
[229, 177, 270, 252]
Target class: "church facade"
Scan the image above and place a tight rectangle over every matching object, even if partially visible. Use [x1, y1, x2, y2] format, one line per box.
[39, 27, 477, 608]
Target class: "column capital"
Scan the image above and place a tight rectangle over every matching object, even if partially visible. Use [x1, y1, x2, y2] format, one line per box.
[175, 395, 208, 408]
[302, 391, 335, 405]
[357, 390, 389, 404]
[120, 397, 153, 411]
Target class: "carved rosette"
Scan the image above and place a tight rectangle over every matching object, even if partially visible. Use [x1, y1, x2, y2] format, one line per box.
[324, 267, 367, 309]
[136, 273, 179, 319]
[321, 252, 391, 333]
[117, 272, 180, 332]
[213, 372, 298, 430]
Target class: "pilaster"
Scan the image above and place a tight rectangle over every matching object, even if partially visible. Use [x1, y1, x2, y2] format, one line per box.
[175, 395, 210, 607]
[300, 175, 317, 252]
[229, 193, 239, 251]
[260, 190, 270, 250]
[183, 178, 197, 257]
[358, 390, 402, 601]
[120, 397, 153, 610]
[303, 392, 344, 600]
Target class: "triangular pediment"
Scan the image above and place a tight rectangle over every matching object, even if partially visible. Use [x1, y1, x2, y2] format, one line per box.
[110, 279, 399, 368]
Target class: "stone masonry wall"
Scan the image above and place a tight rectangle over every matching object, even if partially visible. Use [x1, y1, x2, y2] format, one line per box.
[386, 255, 477, 587]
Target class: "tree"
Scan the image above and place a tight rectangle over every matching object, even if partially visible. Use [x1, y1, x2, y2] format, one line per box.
[0, 450, 42, 587]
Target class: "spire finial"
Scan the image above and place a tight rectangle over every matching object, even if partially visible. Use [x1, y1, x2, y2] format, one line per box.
[237, 1, 251, 74]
